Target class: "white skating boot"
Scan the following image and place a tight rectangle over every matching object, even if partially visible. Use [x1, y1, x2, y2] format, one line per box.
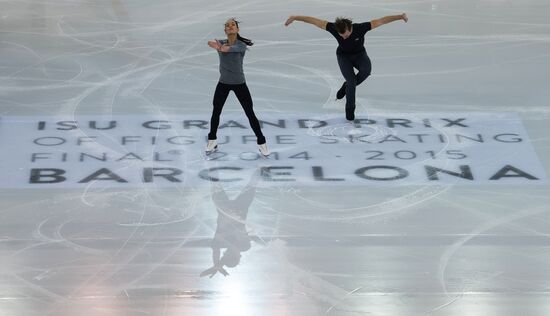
[205, 139, 218, 155]
[258, 143, 270, 157]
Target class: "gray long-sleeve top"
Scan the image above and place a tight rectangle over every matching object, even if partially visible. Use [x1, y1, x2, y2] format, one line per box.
[217, 39, 247, 84]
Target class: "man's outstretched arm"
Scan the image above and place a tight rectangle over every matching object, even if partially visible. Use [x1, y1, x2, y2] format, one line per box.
[285, 15, 328, 30]
[371, 13, 408, 29]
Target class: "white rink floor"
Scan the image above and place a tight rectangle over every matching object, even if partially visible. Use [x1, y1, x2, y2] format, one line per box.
[1, 0, 550, 315]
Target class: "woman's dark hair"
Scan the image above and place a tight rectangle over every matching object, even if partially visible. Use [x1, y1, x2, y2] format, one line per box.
[237, 33, 254, 46]
[335, 17, 353, 34]
[221, 249, 242, 268]
[230, 18, 254, 46]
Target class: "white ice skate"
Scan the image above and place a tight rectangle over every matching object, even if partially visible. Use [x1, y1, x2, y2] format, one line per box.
[258, 143, 270, 157]
[205, 139, 218, 155]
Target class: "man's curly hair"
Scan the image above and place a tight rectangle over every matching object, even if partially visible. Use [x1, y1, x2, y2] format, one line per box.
[335, 17, 353, 34]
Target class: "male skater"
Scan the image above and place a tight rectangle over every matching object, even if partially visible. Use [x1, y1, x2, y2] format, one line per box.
[285, 13, 408, 120]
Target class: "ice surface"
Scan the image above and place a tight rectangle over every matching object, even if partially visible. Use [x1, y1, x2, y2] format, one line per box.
[1, 0, 550, 315]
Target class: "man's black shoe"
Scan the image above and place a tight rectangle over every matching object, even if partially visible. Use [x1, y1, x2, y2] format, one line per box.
[336, 82, 347, 100]
[346, 108, 355, 121]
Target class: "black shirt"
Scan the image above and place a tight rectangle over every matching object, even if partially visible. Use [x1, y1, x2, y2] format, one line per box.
[326, 22, 372, 55]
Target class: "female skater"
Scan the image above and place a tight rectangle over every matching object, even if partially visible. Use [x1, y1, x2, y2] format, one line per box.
[285, 13, 408, 120]
[206, 18, 270, 156]
[200, 169, 264, 278]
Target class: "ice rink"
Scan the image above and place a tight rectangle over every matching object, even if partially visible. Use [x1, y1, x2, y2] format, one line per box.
[1, 0, 550, 315]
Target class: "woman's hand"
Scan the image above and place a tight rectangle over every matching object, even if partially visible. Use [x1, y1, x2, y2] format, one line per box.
[218, 44, 231, 53]
[208, 40, 221, 50]
[199, 265, 229, 278]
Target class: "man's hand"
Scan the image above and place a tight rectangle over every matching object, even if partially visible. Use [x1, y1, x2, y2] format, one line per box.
[284, 16, 295, 27]
[402, 13, 408, 23]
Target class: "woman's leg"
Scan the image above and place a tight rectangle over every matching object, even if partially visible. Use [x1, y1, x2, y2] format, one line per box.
[208, 82, 231, 140]
[234, 83, 266, 145]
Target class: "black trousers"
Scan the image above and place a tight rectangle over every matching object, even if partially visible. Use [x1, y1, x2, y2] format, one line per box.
[336, 50, 372, 113]
[208, 82, 266, 145]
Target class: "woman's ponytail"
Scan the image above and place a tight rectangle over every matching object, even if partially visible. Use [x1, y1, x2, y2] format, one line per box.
[237, 33, 254, 46]
[232, 19, 253, 46]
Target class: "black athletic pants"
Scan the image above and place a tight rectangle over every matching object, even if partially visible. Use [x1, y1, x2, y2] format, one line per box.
[208, 82, 266, 145]
[336, 50, 372, 114]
